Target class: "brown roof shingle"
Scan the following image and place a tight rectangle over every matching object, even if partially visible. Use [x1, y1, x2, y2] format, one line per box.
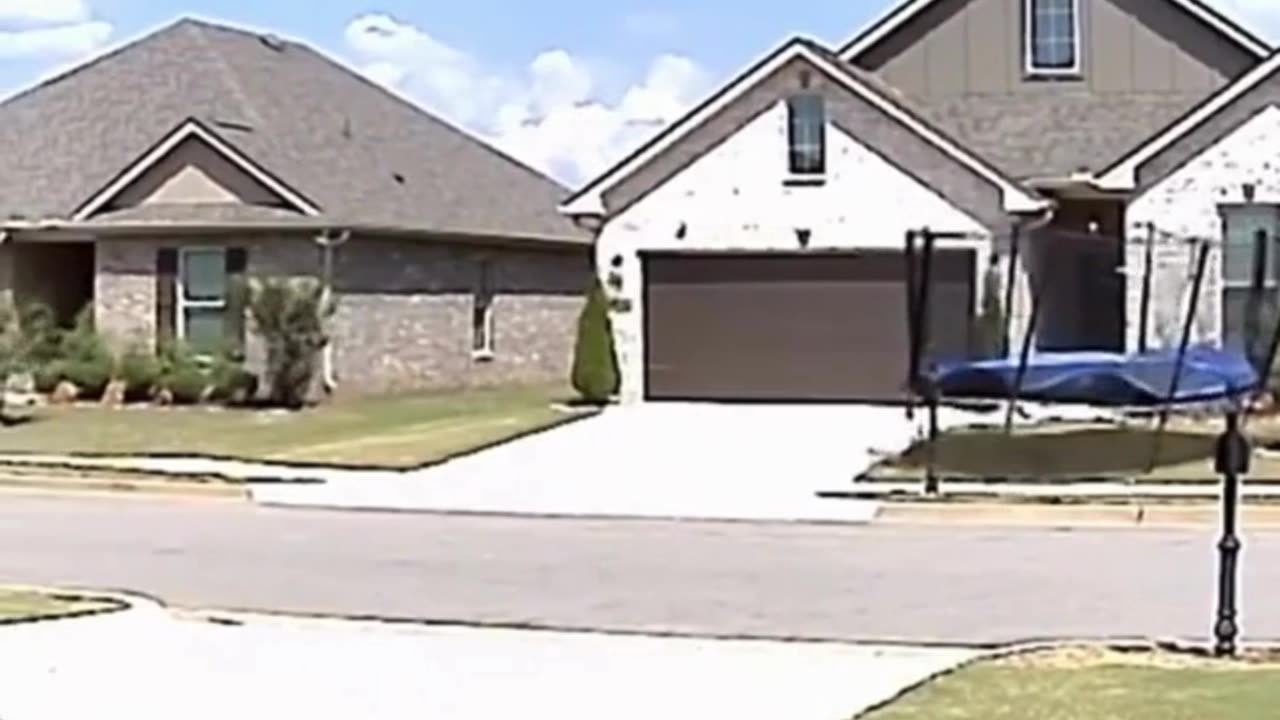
[0, 17, 586, 243]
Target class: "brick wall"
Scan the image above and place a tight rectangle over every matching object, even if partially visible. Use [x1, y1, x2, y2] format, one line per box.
[94, 233, 590, 394]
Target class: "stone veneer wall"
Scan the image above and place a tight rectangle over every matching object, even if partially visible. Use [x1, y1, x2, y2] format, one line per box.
[95, 233, 591, 395]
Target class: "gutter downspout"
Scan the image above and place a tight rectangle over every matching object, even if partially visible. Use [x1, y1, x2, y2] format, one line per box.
[314, 229, 351, 395]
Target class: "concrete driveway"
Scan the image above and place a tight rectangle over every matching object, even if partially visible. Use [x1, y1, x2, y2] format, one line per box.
[0, 601, 977, 720]
[254, 402, 984, 522]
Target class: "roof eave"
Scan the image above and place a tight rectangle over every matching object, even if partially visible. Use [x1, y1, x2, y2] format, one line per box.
[1, 217, 590, 248]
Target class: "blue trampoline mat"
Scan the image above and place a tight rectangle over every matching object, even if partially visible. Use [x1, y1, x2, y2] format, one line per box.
[927, 347, 1260, 407]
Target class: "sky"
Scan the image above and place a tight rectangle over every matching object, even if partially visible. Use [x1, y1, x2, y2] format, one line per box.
[0, 0, 1277, 190]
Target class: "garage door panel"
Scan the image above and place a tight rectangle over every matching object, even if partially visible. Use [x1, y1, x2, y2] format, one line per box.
[644, 251, 975, 402]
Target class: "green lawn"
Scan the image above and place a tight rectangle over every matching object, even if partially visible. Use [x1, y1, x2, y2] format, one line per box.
[0, 589, 109, 621]
[868, 421, 1280, 483]
[0, 384, 583, 469]
[863, 648, 1280, 720]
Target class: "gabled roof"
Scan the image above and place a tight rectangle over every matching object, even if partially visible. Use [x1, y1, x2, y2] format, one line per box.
[73, 117, 320, 220]
[0, 17, 586, 244]
[838, 0, 1271, 62]
[1096, 49, 1280, 190]
[560, 37, 1048, 218]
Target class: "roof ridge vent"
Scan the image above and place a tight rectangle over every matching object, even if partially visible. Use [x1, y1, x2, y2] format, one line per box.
[260, 33, 286, 52]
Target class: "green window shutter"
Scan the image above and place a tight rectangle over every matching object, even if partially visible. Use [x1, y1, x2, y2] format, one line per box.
[224, 247, 248, 360]
[155, 248, 178, 348]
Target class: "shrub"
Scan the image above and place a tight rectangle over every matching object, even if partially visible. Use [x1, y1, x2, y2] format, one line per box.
[62, 356, 113, 399]
[164, 366, 208, 405]
[34, 361, 64, 394]
[155, 340, 207, 404]
[248, 277, 334, 409]
[570, 280, 620, 404]
[17, 302, 62, 369]
[118, 344, 161, 402]
[208, 353, 259, 405]
[54, 306, 113, 399]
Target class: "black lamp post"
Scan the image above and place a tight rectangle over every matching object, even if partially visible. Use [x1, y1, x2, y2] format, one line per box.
[1214, 408, 1248, 656]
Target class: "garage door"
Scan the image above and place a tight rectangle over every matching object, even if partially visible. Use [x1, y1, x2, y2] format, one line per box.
[643, 251, 975, 402]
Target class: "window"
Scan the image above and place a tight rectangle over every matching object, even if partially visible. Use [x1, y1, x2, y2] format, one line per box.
[1221, 206, 1280, 365]
[786, 94, 825, 175]
[178, 247, 228, 355]
[472, 259, 495, 358]
[1026, 0, 1080, 74]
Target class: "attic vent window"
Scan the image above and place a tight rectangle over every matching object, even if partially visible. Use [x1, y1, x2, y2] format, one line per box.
[260, 33, 286, 52]
[1025, 0, 1080, 75]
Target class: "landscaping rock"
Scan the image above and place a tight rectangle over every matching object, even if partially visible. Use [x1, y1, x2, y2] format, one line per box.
[5, 372, 35, 394]
[50, 381, 79, 405]
[154, 387, 174, 407]
[101, 379, 127, 407]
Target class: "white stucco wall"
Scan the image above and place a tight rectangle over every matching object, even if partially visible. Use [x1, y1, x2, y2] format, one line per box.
[1126, 105, 1280, 352]
[595, 101, 999, 403]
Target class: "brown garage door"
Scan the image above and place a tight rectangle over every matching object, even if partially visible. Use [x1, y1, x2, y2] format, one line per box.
[643, 251, 975, 402]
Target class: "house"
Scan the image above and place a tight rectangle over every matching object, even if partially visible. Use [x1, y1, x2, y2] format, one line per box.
[0, 18, 591, 395]
[561, 0, 1280, 404]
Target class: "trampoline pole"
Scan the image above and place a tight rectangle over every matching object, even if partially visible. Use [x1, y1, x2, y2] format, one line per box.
[1149, 241, 1211, 473]
[1213, 407, 1248, 657]
[915, 228, 938, 397]
[1001, 226, 1022, 358]
[1004, 264, 1045, 433]
[1245, 228, 1268, 372]
[904, 230, 919, 422]
[925, 387, 940, 495]
[1137, 222, 1155, 354]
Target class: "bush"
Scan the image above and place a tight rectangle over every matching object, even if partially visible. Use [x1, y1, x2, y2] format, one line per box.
[63, 356, 113, 399]
[54, 307, 113, 399]
[248, 277, 334, 409]
[34, 361, 64, 394]
[570, 280, 620, 404]
[154, 340, 208, 404]
[208, 353, 259, 405]
[164, 367, 208, 405]
[118, 344, 161, 402]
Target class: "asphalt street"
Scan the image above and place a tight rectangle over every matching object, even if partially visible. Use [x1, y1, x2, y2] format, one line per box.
[1, 493, 1277, 644]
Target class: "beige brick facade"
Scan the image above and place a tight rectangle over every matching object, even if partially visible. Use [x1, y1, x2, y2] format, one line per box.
[89, 233, 590, 395]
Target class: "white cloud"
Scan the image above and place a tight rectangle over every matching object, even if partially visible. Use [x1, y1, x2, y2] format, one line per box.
[344, 13, 709, 186]
[0, 0, 89, 26]
[0, 19, 109, 58]
[0, 0, 109, 60]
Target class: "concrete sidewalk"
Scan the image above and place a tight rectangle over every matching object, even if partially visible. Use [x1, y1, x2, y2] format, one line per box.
[0, 598, 977, 720]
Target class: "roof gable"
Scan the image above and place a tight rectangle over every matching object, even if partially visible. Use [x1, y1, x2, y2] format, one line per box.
[560, 38, 1047, 218]
[1097, 49, 1280, 190]
[839, 0, 1270, 62]
[74, 118, 318, 220]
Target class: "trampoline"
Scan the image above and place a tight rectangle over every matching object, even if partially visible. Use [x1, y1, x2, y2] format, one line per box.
[902, 224, 1275, 657]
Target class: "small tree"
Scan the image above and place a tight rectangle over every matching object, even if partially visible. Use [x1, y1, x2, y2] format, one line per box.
[571, 280, 620, 404]
[248, 277, 334, 409]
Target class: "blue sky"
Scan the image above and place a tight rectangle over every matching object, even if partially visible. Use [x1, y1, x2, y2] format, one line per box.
[0, 0, 1277, 186]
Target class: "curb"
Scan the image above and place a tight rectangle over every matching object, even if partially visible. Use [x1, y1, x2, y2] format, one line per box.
[0, 473, 247, 501]
[0, 584, 141, 626]
[872, 501, 1280, 528]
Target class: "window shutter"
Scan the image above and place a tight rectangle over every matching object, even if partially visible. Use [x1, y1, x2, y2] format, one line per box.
[224, 247, 248, 361]
[155, 248, 178, 348]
